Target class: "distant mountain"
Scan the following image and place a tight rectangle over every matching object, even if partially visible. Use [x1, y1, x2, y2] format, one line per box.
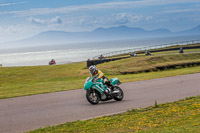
[179, 25, 200, 35]
[92, 25, 172, 38]
[1, 25, 200, 48]
[25, 25, 174, 44]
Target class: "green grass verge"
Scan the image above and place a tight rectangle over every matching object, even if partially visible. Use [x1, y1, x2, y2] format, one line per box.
[28, 96, 200, 133]
[1, 53, 200, 99]
[0, 62, 88, 99]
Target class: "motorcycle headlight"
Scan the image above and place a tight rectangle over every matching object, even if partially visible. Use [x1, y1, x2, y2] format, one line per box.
[117, 81, 121, 85]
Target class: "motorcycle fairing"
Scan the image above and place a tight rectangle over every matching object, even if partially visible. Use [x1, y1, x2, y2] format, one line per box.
[110, 78, 120, 86]
[84, 77, 106, 94]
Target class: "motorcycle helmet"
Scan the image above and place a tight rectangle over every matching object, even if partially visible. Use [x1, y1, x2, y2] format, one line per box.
[89, 65, 97, 75]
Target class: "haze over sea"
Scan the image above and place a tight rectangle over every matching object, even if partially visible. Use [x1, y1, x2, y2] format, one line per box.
[0, 35, 199, 67]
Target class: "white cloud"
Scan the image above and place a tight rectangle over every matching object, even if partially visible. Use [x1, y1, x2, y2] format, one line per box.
[51, 16, 62, 24]
[58, 13, 152, 29]
[1, 24, 32, 34]
[28, 17, 45, 24]
[95, 13, 152, 26]
[113, 13, 143, 24]
[0, 24, 39, 43]
[28, 16, 63, 25]
[1, 0, 200, 16]
[0, 2, 26, 7]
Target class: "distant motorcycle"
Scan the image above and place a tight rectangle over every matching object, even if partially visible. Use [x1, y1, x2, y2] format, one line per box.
[84, 76, 124, 105]
[49, 59, 56, 65]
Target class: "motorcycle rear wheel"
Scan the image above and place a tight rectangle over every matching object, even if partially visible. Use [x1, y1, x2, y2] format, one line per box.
[86, 90, 100, 105]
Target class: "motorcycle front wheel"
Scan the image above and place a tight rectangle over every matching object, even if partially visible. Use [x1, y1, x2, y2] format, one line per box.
[113, 86, 124, 101]
[86, 90, 100, 105]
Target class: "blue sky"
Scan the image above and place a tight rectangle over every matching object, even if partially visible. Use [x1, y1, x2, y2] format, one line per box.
[0, 0, 200, 43]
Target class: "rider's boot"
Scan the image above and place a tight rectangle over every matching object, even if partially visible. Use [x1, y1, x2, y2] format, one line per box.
[106, 80, 114, 91]
[110, 84, 114, 91]
[104, 88, 111, 95]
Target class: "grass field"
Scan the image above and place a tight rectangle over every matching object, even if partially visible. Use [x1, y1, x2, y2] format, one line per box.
[28, 96, 200, 133]
[1, 52, 200, 99]
[1, 46, 200, 133]
[99, 53, 200, 74]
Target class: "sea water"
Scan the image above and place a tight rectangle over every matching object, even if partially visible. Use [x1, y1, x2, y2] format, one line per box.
[0, 35, 200, 67]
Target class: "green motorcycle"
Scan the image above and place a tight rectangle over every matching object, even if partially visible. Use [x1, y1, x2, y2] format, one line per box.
[84, 77, 124, 105]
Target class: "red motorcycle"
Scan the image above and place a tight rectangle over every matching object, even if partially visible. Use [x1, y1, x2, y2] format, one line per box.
[49, 59, 56, 65]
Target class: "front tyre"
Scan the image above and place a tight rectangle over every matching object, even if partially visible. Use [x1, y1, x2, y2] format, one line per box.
[86, 90, 100, 105]
[113, 86, 124, 101]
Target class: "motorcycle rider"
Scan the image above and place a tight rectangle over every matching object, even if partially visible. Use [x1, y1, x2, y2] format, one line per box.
[89, 65, 114, 94]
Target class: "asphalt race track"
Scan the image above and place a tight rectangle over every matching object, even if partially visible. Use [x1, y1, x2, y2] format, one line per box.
[0, 73, 200, 133]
